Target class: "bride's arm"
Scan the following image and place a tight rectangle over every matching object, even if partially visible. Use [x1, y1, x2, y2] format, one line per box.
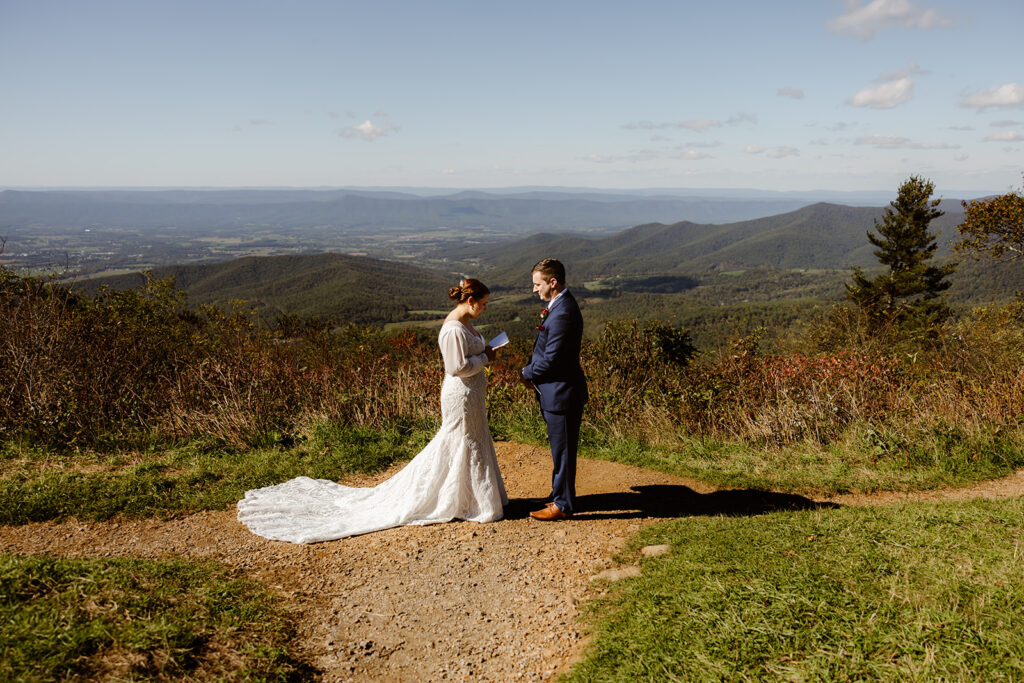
[439, 326, 487, 377]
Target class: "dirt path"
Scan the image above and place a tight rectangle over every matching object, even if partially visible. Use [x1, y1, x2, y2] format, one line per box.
[3, 442, 1024, 682]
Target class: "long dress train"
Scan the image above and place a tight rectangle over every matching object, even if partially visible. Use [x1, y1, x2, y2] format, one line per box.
[237, 320, 508, 543]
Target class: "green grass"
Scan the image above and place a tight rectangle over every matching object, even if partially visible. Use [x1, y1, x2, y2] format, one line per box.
[0, 422, 433, 525]
[569, 497, 1024, 681]
[576, 424, 1024, 495]
[0, 553, 311, 681]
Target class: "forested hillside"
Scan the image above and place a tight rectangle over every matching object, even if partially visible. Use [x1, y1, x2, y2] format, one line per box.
[76, 252, 455, 324]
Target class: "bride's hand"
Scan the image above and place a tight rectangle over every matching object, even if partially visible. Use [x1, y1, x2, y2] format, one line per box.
[484, 345, 497, 362]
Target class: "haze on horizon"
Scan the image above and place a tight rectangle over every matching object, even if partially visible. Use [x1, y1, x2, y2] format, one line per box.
[1, 0, 1021, 195]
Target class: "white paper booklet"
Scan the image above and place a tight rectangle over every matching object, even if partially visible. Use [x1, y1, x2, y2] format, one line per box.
[488, 331, 509, 349]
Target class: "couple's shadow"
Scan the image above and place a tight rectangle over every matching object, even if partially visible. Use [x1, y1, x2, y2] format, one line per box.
[504, 484, 837, 521]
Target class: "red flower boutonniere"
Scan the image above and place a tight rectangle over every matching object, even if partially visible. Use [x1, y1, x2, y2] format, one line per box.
[536, 308, 549, 331]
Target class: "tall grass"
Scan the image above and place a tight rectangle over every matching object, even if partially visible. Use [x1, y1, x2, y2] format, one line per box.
[4, 266, 1024, 464]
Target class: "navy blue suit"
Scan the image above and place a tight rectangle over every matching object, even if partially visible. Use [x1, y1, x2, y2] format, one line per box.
[521, 290, 588, 513]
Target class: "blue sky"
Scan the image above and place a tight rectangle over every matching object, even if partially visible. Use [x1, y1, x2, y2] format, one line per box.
[1, 0, 1021, 193]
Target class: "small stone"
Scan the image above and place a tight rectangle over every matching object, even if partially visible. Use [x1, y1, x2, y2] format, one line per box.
[641, 544, 671, 557]
[591, 566, 642, 582]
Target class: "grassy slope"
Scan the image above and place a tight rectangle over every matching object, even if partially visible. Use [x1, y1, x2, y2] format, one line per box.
[0, 424, 432, 525]
[1, 554, 310, 681]
[569, 497, 1024, 681]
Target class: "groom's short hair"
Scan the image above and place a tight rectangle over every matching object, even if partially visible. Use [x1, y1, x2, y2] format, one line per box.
[532, 258, 565, 284]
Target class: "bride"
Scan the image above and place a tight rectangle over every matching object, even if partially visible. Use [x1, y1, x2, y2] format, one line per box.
[237, 278, 508, 543]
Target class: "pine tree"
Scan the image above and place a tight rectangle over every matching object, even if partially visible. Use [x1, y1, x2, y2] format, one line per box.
[846, 176, 956, 330]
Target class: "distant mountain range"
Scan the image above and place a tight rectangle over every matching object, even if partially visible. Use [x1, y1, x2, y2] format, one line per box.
[450, 202, 969, 285]
[73, 198, 1017, 326]
[0, 187, 901, 233]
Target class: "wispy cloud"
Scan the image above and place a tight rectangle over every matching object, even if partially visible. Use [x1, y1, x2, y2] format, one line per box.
[946, 125, 974, 131]
[622, 112, 757, 133]
[581, 150, 660, 164]
[991, 120, 1022, 127]
[954, 154, 969, 161]
[960, 84, 1024, 111]
[676, 141, 722, 149]
[727, 112, 758, 125]
[745, 145, 766, 154]
[229, 118, 274, 132]
[854, 135, 959, 149]
[878, 61, 929, 81]
[671, 150, 713, 160]
[777, 86, 805, 100]
[983, 130, 1024, 142]
[827, 0, 955, 40]
[340, 118, 399, 141]
[828, 121, 856, 132]
[767, 146, 800, 159]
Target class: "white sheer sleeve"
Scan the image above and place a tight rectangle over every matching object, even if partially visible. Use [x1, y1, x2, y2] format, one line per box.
[439, 324, 486, 378]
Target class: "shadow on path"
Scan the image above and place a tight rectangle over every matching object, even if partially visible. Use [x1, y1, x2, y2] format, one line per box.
[505, 484, 836, 521]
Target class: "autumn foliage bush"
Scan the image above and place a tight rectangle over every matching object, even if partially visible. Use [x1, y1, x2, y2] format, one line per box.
[4, 266, 1024, 451]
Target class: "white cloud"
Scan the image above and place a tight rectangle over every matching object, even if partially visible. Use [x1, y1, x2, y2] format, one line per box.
[745, 145, 766, 154]
[340, 119, 399, 141]
[809, 138, 830, 146]
[672, 150, 713, 160]
[622, 113, 756, 133]
[682, 119, 721, 132]
[677, 141, 722, 149]
[581, 150, 660, 163]
[961, 84, 1024, 111]
[248, 119, 273, 126]
[650, 134, 671, 142]
[877, 61, 928, 81]
[778, 86, 804, 100]
[828, 121, 855, 132]
[854, 135, 959, 149]
[946, 125, 974, 131]
[726, 112, 758, 125]
[953, 154, 969, 161]
[828, 0, 955, 40]
[991, 120, 1022, 127]
[767, 146, 800, 159]
[850, 76, 914, 109]
[442, 169, 456, 175]
[984, 131, 1024, 142]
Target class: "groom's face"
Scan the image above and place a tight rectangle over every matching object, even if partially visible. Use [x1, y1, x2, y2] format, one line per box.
[532, 270, 557, 302]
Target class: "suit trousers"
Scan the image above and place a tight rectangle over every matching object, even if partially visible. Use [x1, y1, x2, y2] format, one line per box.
[541, 404, 584, 514]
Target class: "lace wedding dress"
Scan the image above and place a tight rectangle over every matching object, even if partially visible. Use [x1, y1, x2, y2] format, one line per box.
[237, 321, 508, 543]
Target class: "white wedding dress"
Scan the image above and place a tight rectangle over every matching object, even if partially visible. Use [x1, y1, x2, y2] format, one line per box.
[237, 320, 508, 543]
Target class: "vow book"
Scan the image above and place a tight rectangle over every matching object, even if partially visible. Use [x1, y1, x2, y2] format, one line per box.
[489, 331, 509, 349]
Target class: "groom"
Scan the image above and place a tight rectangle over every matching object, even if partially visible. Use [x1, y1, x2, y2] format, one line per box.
[521, 258, 588, 521]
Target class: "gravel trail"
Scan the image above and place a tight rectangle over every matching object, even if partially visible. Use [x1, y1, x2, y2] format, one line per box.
[3, 441, 1023, 681]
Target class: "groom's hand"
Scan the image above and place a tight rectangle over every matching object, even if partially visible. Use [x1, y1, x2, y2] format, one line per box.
[484, 345, 497, 362]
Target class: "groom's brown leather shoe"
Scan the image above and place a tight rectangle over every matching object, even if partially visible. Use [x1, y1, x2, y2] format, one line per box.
[531, 504, 571, 521]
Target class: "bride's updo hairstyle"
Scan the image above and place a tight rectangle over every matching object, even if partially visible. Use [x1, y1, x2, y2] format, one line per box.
[448, 278, 490, 304]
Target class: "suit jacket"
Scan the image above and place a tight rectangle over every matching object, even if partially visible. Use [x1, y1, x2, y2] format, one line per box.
[522, 290, 588, 413]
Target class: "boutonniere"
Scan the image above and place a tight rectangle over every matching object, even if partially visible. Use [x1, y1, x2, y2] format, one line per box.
[537, 308, 549, 330]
